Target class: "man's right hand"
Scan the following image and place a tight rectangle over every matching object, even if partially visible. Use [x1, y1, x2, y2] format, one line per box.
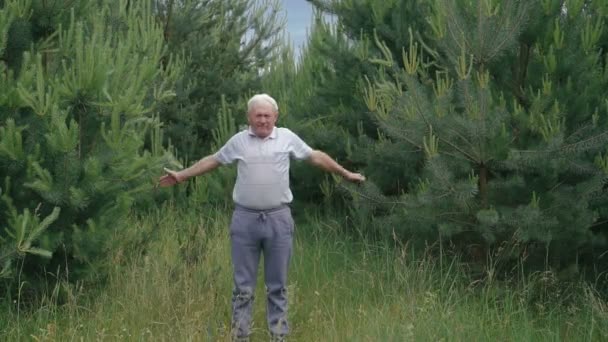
[158, 168, 183, 187]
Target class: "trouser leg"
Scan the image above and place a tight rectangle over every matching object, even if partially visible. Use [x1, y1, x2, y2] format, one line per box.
[230, 210, 262, 339]
[263, 208, 294, 337]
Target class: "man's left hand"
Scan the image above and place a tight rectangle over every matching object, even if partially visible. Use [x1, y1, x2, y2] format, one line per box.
[344, 171, 366, 183]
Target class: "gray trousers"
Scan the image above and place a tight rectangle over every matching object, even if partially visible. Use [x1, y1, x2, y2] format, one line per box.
[230, 204, 294, 338]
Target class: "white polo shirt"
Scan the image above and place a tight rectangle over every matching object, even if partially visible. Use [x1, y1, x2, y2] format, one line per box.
[213, 126, 313, 210]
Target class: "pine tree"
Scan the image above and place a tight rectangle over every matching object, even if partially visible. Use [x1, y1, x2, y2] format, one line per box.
[261, 1, 438, 205]
[0, 0, 180, 287]
[352, 0, 608, 271]
[155, 0, 284, 160]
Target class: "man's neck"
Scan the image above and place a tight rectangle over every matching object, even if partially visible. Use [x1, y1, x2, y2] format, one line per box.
[248, 126, 277, 139]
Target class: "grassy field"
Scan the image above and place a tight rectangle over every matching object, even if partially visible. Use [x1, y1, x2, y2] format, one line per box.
[1, 205, 608, 341]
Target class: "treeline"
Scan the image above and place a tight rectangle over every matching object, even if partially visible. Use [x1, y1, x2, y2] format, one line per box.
[1, 0, 608, 297]
[0, 0, 281, 293]
[264, 0, 608, 279]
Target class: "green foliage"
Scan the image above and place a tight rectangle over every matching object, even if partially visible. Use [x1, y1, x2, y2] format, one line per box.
[262, 14, 366, 205]
[262, 0, 608, 272]
[4, 17, 31, 71]
[351, 0, 608, 271]
[175, 95, 238, 207]
[1, 0, 92, 74]
[0, 0, 181, 288]
[156, 0, 284, 160]
[0, 206, 60, 278]
[263, 1, 437, 205]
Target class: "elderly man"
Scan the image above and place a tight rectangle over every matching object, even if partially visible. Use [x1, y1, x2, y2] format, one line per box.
[159, 94, 365, 341]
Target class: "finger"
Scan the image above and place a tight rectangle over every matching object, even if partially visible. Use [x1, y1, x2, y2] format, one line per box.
[158, 176, 175, 186]
[164, 168, 182, 182]
[159, 180, 175, 187]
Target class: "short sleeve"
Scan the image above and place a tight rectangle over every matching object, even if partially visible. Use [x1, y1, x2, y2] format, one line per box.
[286, 129, 313, 160]
[213, 133, 242, 165]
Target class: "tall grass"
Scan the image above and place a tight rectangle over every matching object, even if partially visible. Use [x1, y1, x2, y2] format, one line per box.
[1, 204, 608, 341]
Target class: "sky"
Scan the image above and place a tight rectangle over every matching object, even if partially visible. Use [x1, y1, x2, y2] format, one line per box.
[281, 0, 314, 56]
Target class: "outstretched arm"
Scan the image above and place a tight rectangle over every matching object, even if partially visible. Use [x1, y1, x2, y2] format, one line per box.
[307, 150, 365, 183]
[158, 155, 221, 187]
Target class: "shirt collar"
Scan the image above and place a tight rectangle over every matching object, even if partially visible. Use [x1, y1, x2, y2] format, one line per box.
[247, 126, 277, 139]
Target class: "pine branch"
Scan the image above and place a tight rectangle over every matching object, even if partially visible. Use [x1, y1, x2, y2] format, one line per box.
[484, 1, 528, 62]
[560, 130, 608, 154]
[438, 136, 480, 163]
[443, 1, 470, 59]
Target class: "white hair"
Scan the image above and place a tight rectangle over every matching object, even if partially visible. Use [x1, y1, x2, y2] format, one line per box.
[247, 94, 278, 113]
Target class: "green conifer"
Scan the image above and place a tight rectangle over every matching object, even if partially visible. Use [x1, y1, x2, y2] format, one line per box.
[156, 0, 284, 159]
[0, 0, 180, 288]
[352, 0, 608, 270]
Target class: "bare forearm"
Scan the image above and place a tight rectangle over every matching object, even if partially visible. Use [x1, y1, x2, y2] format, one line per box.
[308, 150, 349, 177]
[178, 155, 221, 180]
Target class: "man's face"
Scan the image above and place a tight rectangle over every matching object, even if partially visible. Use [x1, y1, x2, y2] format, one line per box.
[247, 102, 277, 138]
